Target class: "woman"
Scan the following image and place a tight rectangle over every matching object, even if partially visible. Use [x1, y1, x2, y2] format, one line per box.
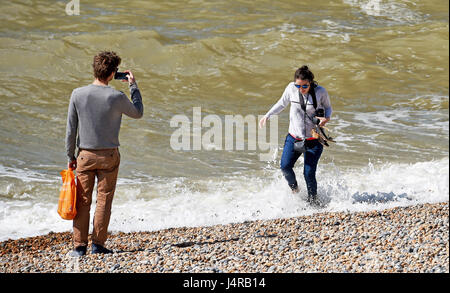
[259, 66, 332, 205]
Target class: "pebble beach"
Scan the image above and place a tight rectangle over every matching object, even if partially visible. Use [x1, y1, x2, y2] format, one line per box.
[1, 202, 448, 273]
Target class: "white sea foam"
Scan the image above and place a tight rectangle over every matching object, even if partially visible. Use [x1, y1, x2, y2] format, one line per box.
[0, 164, 58, 184]
[0, 158, 447, 241]
[343, 0, 423, 23]
[351, 109, 449, 136]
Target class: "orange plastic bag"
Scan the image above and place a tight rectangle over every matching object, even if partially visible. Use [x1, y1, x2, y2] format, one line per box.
[58, 168, 77, 220]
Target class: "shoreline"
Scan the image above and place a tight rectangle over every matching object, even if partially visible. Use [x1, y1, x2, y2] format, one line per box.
[1, 201, 448, 273]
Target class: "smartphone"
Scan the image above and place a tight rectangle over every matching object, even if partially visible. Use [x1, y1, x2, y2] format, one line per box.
[114, 72, 128, 80]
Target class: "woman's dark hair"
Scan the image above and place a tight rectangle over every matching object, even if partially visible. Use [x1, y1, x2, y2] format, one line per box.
[92, 51, 121, 81]
[294, 65, 315, 84]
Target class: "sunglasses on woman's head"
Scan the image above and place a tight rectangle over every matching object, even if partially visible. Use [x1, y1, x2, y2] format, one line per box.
[295, 84, 310, 89]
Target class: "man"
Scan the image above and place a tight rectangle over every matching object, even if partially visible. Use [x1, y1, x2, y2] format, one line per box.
[65, 51, 143, 256]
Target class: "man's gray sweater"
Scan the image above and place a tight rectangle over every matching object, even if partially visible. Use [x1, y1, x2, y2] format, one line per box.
[65, 83, 143, 161]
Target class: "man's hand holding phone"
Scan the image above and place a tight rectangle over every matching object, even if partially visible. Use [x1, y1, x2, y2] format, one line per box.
[114, 70, 136, 86]
[124, 70, 135, 86]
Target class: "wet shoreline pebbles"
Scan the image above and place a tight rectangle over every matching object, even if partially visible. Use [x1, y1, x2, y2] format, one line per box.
[1, 202, 448, 273]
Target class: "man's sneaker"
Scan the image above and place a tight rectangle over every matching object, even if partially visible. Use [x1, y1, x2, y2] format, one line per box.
[70, 246, 87, 257]
[92, 243, 113, 254]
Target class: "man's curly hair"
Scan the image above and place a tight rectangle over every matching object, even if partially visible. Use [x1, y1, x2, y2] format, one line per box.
[92, 51, 121, 81]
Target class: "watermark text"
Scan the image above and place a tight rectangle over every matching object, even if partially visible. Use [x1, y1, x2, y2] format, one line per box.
[170, 107, 278, 161]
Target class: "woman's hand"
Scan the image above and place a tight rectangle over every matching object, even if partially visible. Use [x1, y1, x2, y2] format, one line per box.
[259, 116, 268, 128]
[317, 117, 330, 127]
